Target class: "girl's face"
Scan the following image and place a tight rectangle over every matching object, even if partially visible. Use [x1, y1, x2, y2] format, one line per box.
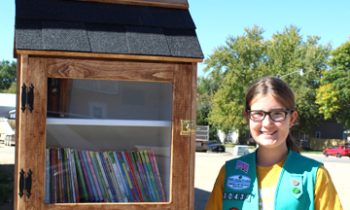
[248, 94, 298, 150]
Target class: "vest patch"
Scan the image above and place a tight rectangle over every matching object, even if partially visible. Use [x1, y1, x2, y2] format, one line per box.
[235, 160, 249, 173]
[226, 175, 251, 190]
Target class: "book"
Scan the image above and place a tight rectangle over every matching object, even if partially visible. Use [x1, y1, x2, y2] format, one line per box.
[78, 150, 97, 202]
[46, 147, 166, 203]
[45, 149, 51, 203]
[96, 151, 116, 202]
[89, 151, 110, 202]
[73, 150, 89, 202]
[83, 150, 103, 201]
[147, 149, 166, 201]
[103, 152, 126, 202]
[108, 151, 128, 202]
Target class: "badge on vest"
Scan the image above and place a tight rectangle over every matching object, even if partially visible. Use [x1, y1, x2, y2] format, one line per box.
[227, 175, 251, 190]
[290, 175, 303, 199]
[235, 160, 249, 173]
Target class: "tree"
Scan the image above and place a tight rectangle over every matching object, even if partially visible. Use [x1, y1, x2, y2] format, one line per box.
[316, 41, 350, 128]
[196, 76, 220, 140]
[204, 26, 267, 141]
[0, 60, 17, 93]
[201, 25, 330, 142]
[267, 28, 331, 133]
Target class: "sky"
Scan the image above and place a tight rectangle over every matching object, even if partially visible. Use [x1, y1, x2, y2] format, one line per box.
[1, 0, 350, 76]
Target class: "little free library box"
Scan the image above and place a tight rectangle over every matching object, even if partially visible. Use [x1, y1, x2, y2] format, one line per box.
[13, 0, 203, 209]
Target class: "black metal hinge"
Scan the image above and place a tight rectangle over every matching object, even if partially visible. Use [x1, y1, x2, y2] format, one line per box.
[21, 83, 34, 112]
[18, 169, 32, 199]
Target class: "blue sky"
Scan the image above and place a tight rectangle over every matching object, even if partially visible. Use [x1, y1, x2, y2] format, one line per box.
[1, 0, 350, 76]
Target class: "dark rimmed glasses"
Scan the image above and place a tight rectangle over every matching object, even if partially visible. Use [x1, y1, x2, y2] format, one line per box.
[247, 109, 294, 122]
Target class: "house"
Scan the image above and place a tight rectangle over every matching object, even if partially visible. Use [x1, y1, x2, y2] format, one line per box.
[0, 93, 16, 118]
[0, 94, 16, 145]
[0, 118, 15, 146]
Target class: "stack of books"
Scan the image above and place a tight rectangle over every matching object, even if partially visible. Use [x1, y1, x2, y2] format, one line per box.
[45, 147, 166, 203]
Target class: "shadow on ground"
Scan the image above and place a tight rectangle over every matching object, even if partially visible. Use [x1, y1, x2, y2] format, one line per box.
[0, 164, 210, 210]
[195, 188, 210, 210]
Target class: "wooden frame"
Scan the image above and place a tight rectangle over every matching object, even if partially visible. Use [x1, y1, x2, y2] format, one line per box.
[14, 54, 197, 210]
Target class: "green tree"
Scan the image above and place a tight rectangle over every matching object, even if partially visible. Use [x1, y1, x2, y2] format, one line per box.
[202, 26, 330, 142]
[196, 76, 220, 140]
[0, 60, 17, 93]
[316, 41, 350, 128]
[205, 26, 267, 141]
[267, 28, 331, 133]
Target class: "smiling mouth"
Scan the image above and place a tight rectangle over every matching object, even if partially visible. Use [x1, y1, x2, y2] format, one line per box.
[260, 131, 277, 136]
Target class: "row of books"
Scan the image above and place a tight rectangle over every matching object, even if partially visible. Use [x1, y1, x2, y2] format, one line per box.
[45, 147, 167, 203]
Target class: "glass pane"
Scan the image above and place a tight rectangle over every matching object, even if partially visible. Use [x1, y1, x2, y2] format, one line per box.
[45, 78, 172, 203]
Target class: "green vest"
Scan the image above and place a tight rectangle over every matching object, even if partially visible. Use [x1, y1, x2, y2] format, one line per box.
[223, 150, 320, 210]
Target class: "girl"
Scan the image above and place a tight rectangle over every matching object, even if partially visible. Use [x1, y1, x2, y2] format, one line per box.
[205, 76, 342, 210]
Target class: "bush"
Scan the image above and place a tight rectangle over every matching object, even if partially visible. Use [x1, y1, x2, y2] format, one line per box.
[309, 138, 347, 151]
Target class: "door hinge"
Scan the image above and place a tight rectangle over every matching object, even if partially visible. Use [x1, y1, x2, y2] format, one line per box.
[19, 169, 32, 199]
[21, 83, 34, 113]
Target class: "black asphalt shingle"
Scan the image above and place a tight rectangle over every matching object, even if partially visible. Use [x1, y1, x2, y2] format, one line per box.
[15, 0, 203, 59]
[42, 21, 91, 52]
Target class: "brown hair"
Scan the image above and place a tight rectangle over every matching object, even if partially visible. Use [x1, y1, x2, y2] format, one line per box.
[245, 76, 299, 152]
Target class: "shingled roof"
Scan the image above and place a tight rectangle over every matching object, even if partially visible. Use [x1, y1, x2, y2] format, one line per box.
[15, 0, 203, 59]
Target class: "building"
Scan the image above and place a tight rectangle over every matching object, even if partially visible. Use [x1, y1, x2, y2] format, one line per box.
[0, 93, 16, 118]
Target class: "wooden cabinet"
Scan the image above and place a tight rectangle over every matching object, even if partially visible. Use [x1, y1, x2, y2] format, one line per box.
[14, 55, 198, 210]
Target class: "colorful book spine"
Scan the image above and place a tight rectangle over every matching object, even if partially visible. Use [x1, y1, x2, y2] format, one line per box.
[96, 151, 116, 202]
[45, 148, 51, 203]
[109, 151, 130, 202]
[89, 151, 110, 202]
[73, 150, 89, 202]
[148, 149, 166, 201]
[118, 151, 139, 201]
[87, 150, 105, 202]
[46, 147, 167, 203]
[113, 152, 133, 201]
[78, 150, 97, 202]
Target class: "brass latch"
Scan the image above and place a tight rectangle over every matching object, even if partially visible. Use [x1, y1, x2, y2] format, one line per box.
[180, 120, 196, 135]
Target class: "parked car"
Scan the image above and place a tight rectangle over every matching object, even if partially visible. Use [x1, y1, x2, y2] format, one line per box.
[323, 144, 350, 158]
[207, 140, 225, 152]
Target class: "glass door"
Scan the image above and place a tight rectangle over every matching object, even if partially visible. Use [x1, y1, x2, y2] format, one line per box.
[44, 78, 172, 203]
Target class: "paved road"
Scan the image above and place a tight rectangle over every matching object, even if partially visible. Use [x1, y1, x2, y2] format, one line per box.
[195, 149, 350, 210]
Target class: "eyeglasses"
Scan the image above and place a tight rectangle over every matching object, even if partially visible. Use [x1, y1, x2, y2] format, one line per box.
[247, 109, 294, 122]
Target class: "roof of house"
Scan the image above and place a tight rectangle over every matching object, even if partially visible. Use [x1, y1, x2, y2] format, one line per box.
[14, 0, 203, 59]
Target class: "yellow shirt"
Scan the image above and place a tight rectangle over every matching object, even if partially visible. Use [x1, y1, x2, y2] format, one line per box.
[204, 163, 343, 210]
[257, 160, 284, 210]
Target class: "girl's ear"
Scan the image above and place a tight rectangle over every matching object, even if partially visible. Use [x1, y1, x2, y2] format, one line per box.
[289, 111, 298, 127]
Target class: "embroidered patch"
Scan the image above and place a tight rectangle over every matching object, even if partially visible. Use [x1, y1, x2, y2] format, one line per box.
[227, 175, 251, 190]
[235, 160, 249, 173]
